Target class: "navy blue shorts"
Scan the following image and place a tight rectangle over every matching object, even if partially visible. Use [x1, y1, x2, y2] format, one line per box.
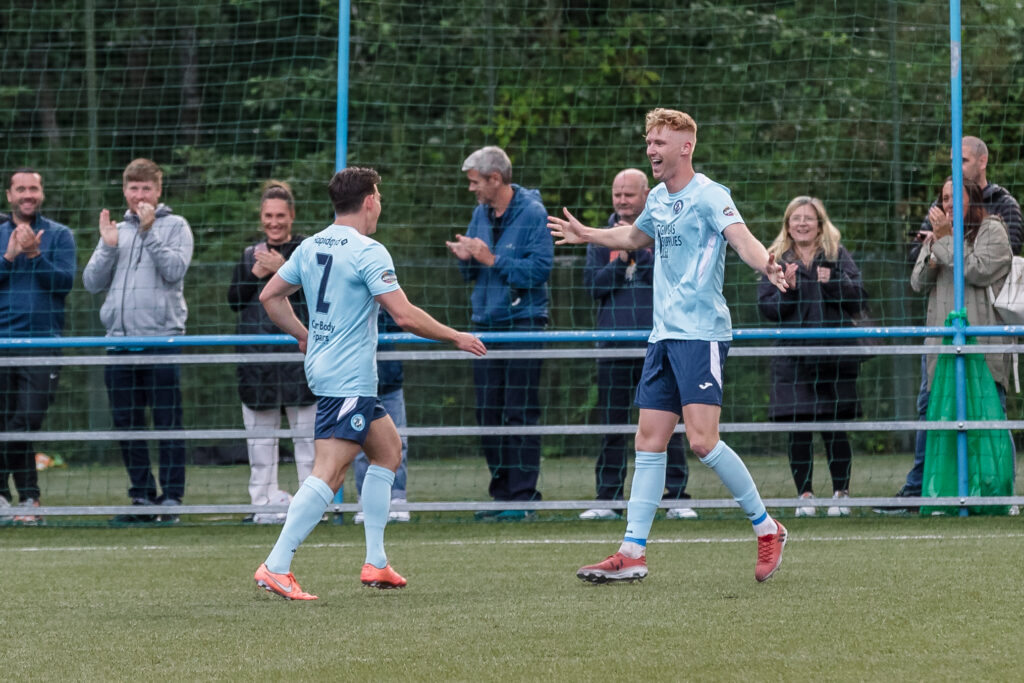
[635, 340, 730, 414]
[314, 396, 389, 445]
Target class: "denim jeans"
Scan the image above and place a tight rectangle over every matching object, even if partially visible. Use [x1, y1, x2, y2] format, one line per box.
[351, 388, 408, 500]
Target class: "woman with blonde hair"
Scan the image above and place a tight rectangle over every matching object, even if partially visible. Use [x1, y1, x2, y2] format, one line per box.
[758, 196, 868, 517]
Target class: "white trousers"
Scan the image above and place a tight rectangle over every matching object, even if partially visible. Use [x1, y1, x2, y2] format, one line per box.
[241, 403, 316, 505]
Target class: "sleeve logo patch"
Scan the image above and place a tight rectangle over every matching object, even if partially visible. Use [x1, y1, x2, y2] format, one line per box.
[723, 207, 736, 217]
[380, 270, 398, 284]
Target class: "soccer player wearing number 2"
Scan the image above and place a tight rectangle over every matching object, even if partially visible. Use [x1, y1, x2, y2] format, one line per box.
[548, 109, 790, 584]
[254, 167, 486, 600]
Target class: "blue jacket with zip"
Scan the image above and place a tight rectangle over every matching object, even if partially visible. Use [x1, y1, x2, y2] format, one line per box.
[457, 184, 552, 325]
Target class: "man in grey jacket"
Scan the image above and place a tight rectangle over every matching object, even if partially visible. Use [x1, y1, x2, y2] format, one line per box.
[83, 158, 194, 524]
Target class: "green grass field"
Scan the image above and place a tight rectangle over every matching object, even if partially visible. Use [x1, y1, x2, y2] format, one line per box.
[4, 514, 1023, 681]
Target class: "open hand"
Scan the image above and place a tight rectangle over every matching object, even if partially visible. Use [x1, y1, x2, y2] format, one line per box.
[446, 234, 494, 265]
[548, 208, 587, 245]
[99, 209, 119, 247]
[765, 253, 788, 292]
[13, 224, 42, 258]
[453, 331, 487, 357]
[446, 234, 473, 260]
[254, 248, 286, 275]
[783, 262, 798, 290]
[928, 205, 953, 239]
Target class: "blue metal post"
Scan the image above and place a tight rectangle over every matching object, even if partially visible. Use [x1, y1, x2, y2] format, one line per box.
[949, 0, 969, 516]
[335, 0, 350, 172]
[331, 0, 352, 515]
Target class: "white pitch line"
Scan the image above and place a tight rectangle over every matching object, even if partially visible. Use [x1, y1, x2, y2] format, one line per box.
[4, 531, 1024, 554]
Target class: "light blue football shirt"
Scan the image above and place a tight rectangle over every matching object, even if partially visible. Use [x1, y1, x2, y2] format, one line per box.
[633, 173, 743, 343]
[277, 223, 400, 397]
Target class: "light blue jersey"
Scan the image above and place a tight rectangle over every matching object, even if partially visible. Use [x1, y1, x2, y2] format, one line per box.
[277, 223, 400, 397]
[634, 173, 742, 342]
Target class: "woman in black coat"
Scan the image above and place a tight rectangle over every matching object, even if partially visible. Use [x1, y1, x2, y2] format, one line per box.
[757, 196, 868, 517]
[227, 181, 317, 523]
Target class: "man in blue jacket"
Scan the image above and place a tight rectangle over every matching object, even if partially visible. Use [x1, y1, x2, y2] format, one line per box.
[0, 168, 76, 524]
[447, 146, 553, 518]
[581, 169, 695, 521]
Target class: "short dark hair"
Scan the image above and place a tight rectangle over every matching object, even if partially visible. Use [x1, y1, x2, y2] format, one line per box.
[328, 167, 380, 214]
[9, 167, 41, 189]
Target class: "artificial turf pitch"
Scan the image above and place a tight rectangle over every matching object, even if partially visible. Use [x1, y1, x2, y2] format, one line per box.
[3, 515, 1022, 681]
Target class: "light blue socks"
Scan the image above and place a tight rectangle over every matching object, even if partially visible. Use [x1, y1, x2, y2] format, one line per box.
[702, 440, 774, 534]
[623, 451, 667, 547]
[265, 475, 334, 573]
[361, 465, 395, 568]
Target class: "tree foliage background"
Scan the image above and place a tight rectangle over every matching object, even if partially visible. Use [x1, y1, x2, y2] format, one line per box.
[2, 0, 1023, 457]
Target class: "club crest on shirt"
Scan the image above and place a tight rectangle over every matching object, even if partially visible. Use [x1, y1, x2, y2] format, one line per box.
[380, 270, 397, 284]
[723, 206, 736, 217]
[672, 200, 684, 214]
[350, 413, 366, 431]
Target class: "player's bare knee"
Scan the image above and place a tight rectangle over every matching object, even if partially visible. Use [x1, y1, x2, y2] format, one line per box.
[689, 437, 717, 459]
[366, 439, 402, 472]
[635, 434, 670, 453]
[368, 452, 401, 472]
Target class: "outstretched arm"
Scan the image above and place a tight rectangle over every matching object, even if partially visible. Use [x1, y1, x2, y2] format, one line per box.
[548, 208, 653, 250]
[723, 222, 787, 292]
[376, 288, 486, 356]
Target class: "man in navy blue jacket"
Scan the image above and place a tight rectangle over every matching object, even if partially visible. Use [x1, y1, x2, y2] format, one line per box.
[0, 168, 76, 524]
[580, 169, 695, 521]
[447, 146, 553, 518]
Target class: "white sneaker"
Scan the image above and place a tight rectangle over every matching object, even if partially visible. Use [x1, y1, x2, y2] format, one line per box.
[579, 508, 620, 520]
[795, 492, 816, 517]
[666, 507, 698, 520]
[252, 512, 286, 525]
[353, 510, 365, 525]
[388, 499, 411, 522]
[827, 490, 851, 517]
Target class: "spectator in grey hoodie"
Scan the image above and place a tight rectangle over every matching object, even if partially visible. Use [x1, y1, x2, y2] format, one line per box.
[83, 158, 194, 524]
